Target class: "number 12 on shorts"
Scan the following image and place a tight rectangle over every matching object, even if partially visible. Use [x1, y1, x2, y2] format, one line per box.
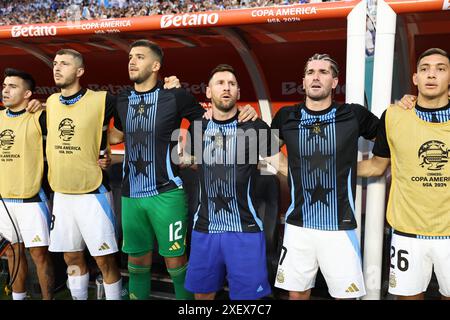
[169, 221, 182, 242]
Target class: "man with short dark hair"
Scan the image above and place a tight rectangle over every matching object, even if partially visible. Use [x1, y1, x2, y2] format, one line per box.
[358, 48, 450, 300]
[46, 48, 123, 300]
[273, 53, 380, 300]
[0, 68, 54, 300]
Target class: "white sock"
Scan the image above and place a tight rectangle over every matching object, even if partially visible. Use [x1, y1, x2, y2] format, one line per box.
[67, 273, 89, 300]
[104, 278, 122, 300]
[12, 291, 27, 300]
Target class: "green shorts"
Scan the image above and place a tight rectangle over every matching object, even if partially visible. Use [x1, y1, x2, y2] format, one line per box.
[121, 188, 188, 257]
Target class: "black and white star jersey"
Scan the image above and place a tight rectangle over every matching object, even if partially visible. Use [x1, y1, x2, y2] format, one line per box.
[114, 84, 205, 198]
[272, 102, 379, 230]
[189, 114, 278, 233]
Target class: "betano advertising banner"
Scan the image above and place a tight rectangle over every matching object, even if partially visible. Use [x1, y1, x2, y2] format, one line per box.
[1, 2, 355, 39]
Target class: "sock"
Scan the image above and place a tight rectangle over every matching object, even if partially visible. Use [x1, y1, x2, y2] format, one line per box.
[121, 280, 130, 300]
[67, 273, 89, 300]
[128, 263, 151, 300]
[167, 264, 194, 300]
[104, 278, 122, 300]
[12, 291, 27, 300]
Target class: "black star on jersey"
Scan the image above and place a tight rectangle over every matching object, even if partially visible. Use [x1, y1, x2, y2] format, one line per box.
[210, 162, 232, 183]
[208, 131, 233, 183]
[131, 151, 152, 177]
[306, 120, 328, 141]
[302, 143, 332, 174]
[130, 126, 150, 148]
[306, 176, 333, 206]
[209, 187, 233, 214]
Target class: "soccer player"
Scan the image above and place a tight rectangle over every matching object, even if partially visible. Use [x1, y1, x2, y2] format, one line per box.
[0, 68, 54, 300]
[46, 49, 122, 300]
[272, 54, 380, 299]
[110, 40, 257, 300]
[357, 48, 450, 300]
[183, 64, 287, 300]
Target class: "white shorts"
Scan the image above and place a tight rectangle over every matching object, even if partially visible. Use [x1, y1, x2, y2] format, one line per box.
[388, 233, 450, 297]
[0, 195, 50, 248]
[275, 224, 366, 299]
[49, 191, 118, 257]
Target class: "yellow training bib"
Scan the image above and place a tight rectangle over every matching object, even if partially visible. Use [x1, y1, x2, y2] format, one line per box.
[0, 109, 43, 198]
[386, 106, 450, 236]
[46, 90, 106, 193]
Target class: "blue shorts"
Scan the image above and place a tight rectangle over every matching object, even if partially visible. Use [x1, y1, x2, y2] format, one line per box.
[185, 230, 271, 300]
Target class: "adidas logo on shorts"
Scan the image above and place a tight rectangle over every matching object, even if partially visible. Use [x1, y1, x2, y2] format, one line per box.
[130, 293, 138, 300]
[345, 283, 360, 293]
[98, 242, 110, 251]
[168, 242, 181, 251]
[31, 235, 42, 243]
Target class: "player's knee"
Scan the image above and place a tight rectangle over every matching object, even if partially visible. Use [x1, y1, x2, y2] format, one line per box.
[5, 243, 22, 260]
[195, 292, 215, 300]
[29, 247, 48, 265]
[165, 254, 187, 269]
[5, 246, 15, 259]
[128, 251, 152, 266]
[94, 254, 117, 273]
[64, 252, 86, 270]
[289, 290, 311, 300]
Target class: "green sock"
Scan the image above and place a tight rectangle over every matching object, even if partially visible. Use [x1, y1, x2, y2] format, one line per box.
[167, 264, 194, 300]
[128, 263, 151, 300]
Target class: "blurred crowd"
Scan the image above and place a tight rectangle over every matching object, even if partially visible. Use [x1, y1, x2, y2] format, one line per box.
[0, 0, 347, 26]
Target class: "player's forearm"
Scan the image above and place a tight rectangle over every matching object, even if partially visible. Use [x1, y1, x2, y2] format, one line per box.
[108, 127, 124, 145]
[264, 152, 288, 177]
[357, 156, 390, 177]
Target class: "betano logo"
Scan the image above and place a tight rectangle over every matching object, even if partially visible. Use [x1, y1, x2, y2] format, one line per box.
[160, 13, 219, 29]
[11, 25, 57, 38]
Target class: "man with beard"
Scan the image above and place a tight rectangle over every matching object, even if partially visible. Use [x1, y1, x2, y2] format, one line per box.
[272, 54, 380, 300]
[183, 64, 287, 300]
[110, 41, 257, 300]
[45, 49, 122, 300]
[358, 48, 450, 300]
